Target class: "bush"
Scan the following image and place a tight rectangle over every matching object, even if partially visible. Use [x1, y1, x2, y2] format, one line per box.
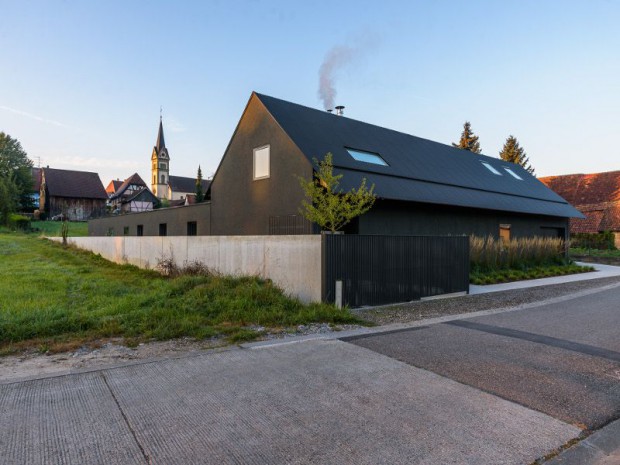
[570, 231, 616, 250]
[8, 214, 31, 231]
[470, 235, 565, 272]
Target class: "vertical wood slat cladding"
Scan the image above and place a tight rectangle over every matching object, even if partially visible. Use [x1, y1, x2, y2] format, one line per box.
[322, 234, 470, 307]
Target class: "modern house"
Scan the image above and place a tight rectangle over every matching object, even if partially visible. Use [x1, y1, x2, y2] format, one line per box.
[90, 92, 582, 237]
[108, 173, 158, 214]
[40, 167, 107, 220]
[540, 170, 620, 247]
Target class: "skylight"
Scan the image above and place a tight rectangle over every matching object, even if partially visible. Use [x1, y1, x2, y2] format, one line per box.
[481, 161, 502, 175]
[504, 167, 523, 180]
[346, 148, 388, 166]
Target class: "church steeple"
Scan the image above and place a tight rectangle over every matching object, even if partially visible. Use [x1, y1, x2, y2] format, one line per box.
[151, 114, 170, 200]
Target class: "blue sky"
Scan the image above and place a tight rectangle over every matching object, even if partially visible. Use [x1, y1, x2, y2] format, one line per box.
[1, 0, 619, 186]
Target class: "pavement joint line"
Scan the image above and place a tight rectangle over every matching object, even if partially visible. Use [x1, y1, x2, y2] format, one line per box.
[101, 371, 152, 464]
[444, 320, 620, 363]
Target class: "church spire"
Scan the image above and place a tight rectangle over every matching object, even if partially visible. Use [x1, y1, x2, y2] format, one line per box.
[156, 116, 166, 152]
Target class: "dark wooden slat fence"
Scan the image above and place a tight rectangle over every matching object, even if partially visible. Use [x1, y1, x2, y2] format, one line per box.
[322, 234, 469, 307]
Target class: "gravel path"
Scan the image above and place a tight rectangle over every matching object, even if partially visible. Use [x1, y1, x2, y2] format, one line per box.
[355, 275, 620, 325]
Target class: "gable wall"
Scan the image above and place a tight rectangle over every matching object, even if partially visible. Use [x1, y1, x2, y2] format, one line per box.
[209, 96, 312, 235]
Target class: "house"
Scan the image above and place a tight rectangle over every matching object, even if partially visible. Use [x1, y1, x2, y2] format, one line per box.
[168, 175, 210, 202]
[109, 173, 158, 214]
[40, 167, 107, 220]
[540, 171, 620, 247]
[105, 179, 123, 197]
[90, 92, 582, 237]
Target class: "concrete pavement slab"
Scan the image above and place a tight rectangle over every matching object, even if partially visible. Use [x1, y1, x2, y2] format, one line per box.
[545, 418, 620, 465]
[0, 372, 145, 465]
[1, 339, 580, 465]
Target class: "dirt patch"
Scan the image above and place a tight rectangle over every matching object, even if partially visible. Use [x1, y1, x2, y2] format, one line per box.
[0, 337, 227, 383]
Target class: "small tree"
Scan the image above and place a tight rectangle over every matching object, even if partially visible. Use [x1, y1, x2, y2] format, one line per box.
[298, 153, 376, 233]
[452, 121, 482, 153]
[499, 135, 535, 175]
[195, 165, 204, 203]
[0, 175, 19, 225]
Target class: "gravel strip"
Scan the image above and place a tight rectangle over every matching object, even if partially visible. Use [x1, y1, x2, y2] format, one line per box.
[354, 276, 620, 326]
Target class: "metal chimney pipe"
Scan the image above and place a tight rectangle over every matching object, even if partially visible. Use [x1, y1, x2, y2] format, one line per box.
[335, 105, 345, 116]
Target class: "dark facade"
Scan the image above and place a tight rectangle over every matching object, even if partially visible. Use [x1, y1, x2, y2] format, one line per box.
[88, 203, 211, 236]
[208, 95, 313, 235]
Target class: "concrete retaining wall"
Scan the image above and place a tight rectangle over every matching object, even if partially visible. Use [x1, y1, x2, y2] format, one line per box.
[55, 235, 322, 303]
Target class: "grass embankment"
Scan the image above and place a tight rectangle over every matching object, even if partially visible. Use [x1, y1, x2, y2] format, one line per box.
[570, 247, 620, 266]
[0, 234, 362, 354]
[30, 220, 89, 237]
[470, 236, 594, 285]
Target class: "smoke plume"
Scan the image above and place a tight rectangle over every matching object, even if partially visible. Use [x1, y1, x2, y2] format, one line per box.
[318, 45, 356, 111]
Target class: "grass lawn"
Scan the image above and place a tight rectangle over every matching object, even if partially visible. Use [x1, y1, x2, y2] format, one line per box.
[30, 220, 89, 237]
[0, 233, 363, 354]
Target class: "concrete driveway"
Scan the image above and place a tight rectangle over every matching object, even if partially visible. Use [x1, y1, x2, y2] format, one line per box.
[2, 282, 620, 464]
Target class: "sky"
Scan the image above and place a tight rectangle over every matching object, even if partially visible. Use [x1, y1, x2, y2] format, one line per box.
[1, 0, 619, 187]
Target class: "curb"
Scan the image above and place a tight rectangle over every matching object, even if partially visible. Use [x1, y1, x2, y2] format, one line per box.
[544, 418, 620, 464]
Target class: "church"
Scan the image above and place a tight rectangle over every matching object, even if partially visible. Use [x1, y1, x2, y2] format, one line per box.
[150, 116, 210, 204]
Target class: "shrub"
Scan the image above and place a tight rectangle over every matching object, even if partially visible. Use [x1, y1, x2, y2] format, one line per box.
[570, 231, 616, 250]
[8, 214, 31, 231]
[470, 235, 565, 272]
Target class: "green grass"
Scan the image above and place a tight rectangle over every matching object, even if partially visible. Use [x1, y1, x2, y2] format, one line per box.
[0, 234, 363, 353]
[30, 220, 89, 237]
[569, 247, 620, 259]
[470, 264, 594, 285]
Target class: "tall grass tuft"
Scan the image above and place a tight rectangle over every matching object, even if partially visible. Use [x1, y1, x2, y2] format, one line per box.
[471, 235, 566, 272]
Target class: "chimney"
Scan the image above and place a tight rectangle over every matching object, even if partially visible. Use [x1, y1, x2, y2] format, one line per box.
[327, 109, 333, 113]
[335, 105, 345, 116]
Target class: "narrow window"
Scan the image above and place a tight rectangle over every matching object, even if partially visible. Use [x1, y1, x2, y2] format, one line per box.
[123, 226, 129, 236]
[137, 225, 144, 236]
[481, 161, 502, 175]
[253, 145, 270, 180]
[160, 174, 166, 184]
[504, 167, 523, 180]
[346, 148, 388, 166]
[159, 162, 167, 170]
[187, 221, 197, 236]
[159, 223, 167, 236]
[499, 224, 511, 244]
[153, 175, 156, 184]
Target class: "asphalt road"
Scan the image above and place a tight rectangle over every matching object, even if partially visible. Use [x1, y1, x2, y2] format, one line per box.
[346, 285, 620, 431]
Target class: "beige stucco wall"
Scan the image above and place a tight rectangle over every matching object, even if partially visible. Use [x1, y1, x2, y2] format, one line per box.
[52, 235, 322, 303]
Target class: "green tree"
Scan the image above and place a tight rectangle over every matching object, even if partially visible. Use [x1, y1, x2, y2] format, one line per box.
[195, 165, 204, 203]
[298, 153, 376, 233]
[452, 121, 482, 153]
[0, 175, 19, 225]
[0, 132, 34, 211]
[499, 135, 535, 175]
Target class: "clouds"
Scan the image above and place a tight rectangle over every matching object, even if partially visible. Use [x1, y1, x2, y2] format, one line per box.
[0, 106, 72, 129]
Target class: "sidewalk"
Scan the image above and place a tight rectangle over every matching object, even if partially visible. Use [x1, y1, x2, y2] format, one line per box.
[470, 262, 620, 295]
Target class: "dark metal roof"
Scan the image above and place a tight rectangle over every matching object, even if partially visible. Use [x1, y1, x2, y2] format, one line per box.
[255, 93, 583, 219]
[169, 175, 210, 194]
[156, 119, 166, 151]
[42, 167, 107, 200]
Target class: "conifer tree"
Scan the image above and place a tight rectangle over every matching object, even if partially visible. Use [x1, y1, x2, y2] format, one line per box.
[499, 135, 535, 175]
[452, 121, 482, 153]
[195, 165, 204, 202]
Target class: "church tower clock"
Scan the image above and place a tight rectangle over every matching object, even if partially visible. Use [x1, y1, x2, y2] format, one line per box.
[151, 116, 170, 200]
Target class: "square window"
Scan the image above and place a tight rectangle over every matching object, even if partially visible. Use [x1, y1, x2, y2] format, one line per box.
[159, 223, 167, 236]
[123, 226, 129, 236]
[254, 145, 270, 180]
[499, 224, 511, 244]
[137, 225, 143, 236]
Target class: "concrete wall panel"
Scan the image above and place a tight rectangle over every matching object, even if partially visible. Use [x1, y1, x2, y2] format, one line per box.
[53, 235, 322, 303]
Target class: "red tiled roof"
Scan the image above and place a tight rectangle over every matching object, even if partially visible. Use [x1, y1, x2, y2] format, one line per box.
[105, 179, 123, 195]
[540, 171, 620, 232]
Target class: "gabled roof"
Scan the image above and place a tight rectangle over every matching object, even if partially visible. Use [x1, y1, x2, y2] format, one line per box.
[539, 171, 620, 206]
[110, 173, 149, 200]
[253, 92, 583, 219]
[123, 186, 158, 204]
[31, 167, 42, 192]
[42, 167, 107, 200]
[105, 179, 123, 196]
[169, 175, 210, 194]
